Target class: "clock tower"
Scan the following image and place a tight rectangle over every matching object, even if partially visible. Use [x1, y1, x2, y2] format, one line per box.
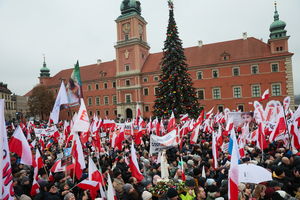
[115, 0, 150, 119]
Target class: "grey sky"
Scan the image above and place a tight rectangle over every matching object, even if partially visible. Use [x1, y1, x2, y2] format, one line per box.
[0, 0, 299, 96]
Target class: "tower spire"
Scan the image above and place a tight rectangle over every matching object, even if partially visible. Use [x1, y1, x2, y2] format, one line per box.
[274, 1, 279, 21]
[269, 2, 287, 39]
[40, 54, 50, 78]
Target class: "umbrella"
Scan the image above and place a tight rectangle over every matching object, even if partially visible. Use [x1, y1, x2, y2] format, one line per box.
[238, 163, 272, 184]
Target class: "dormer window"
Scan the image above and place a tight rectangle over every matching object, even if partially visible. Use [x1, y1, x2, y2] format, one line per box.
[220, 51, 230, 61]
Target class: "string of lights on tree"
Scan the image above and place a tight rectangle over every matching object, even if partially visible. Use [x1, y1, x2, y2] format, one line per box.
[153, 0, 200, 119]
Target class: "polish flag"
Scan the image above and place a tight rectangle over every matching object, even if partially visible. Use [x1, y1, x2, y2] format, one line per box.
[72, 98, 90, 133]
[259, 89, 270, 102]
[63, 121, 70, 141]
[9, 126, 33, 166]
[228, 127, 239, 200]
[269, 105, 287, 142]
[256, 123, 268, 150]
[30, 178, 40, 196]
[180, 157, 186, 182]
[180, 114, 189, 122]
[88, 157, 104, 185]
[167, 112, 176, 133]
[107, 174, 117, 200]
[190, 123, 200, 144]
[129, 142, 144, 182]
[35, 149, 44, 170]
[50, 159, 65, 173]
[194, 110, 204, 128]
[114, 126, 125, 151]
[77, 180, 99, 191]
[206, 107, 214, 119]
[71, 133, 86, 180]
[0, 99, 14, 200]
[155, 118, 161, 136]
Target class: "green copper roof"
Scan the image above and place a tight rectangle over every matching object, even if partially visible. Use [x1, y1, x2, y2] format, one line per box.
[120, 0, 141, 16]
[40, 61, 50, 77]
[269, 3, 287, 39]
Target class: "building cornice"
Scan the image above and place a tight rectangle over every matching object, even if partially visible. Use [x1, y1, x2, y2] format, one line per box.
[115, 38, 150, 49]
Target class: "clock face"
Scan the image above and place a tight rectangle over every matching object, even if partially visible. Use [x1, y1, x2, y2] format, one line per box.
[138, 24, 143, 34]
[122, 23, 130, 33]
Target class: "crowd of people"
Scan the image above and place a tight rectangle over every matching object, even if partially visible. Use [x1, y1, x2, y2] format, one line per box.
[5, 106, 300, 200]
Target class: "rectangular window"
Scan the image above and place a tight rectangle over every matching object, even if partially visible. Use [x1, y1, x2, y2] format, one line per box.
[113, 81, 116, 88]
[238, 105, 244, 112]
[154, 87, 159, 95]
[114, 110, 117, 116]
[251, 65, 259, 74]
[104, 82, 108, 89]
[89, 111, 93, 116]
[125, 94, 131, 103]
[272, 83, 281, 96]
[143, 88, 149, 96]
[233, 86, 242, 98]
[88, 97, 92, 106]
[104, 96, 109, 105]
[95, 96, 100, 105]
[271, 63, 279, 72]
[212, 88, 221, 99]
[197, 71, 203, 80]
[125, 64, 130, 71]
[113, 95, 117, 105]
[125, 80, 130, 86]
[218, 105, 224, 112]
[154, 76, 159, 81]
[197, 89, 204, 100]
[88, 84, 92, 91]
[105, 110, 109, 116]
[145, 106, 149, 112]
[212, 69, 219, 78]
[95, 83, 99, 90]
[96, 110, 100, 116]
[232, 67, 240, 76]
[143, 77, 148, 82]
[125, 34, 129, 41]
[251, 85, 261, 97]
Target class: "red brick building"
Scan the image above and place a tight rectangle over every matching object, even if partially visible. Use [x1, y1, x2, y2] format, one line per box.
[35, 0, 294, 120]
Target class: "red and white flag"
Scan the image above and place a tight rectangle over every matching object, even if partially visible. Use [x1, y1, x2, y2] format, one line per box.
[35, 149, 44, 170]
[0, 99, 14, 200]
[283, 96, 291, 114]
[129, 142, 144, 182]
[107, 174, 117, 200]
[167, 111, 176, 133]
[228, 128, 239, 200]
[9, 126, 33, 166]
[180, 114, 189, 122]
[212, 132, 218, 169]
[50, 159, 65, 173]
[72, 133, 86, 180]
[77, 179, 99, 191]
[30, 178, 40, 197]
[206, 107, 214, 119]
[269, 105, 287, 142]
[72, 98, 90, 133]
[50, 81, 69, 124]
[190, 124, 200, 144]
[88, 157, 104, 185]
[259, 89, 270, 102]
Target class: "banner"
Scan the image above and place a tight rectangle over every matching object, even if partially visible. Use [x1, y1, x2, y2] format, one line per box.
[150, 129, 177, 154]
[0, 99, 14, 199]
[66, 61, 82, 107]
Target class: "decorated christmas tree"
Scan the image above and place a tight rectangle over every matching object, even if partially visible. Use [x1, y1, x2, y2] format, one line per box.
[153, 0, 200, 119]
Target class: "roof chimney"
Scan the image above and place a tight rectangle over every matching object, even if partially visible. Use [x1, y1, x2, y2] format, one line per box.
[243, 32, 247, 40]
[198, 40, 203, 47]
[97, 59, 102, 65]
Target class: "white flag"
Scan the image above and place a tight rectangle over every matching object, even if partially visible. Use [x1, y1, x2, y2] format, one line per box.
[72, 99, 90, 132]
[50, 81, 69, 124]
[0, 99, 14, 199]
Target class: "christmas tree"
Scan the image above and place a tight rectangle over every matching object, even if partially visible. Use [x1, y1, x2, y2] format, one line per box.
[153, 0, 200, 119]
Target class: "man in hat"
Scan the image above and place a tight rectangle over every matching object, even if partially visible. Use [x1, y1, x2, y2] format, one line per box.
[166, 187, 180, 200]
[179, 177, 196, 200]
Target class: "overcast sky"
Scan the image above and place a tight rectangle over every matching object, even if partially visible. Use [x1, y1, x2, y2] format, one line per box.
[0, 0, 299, 96]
